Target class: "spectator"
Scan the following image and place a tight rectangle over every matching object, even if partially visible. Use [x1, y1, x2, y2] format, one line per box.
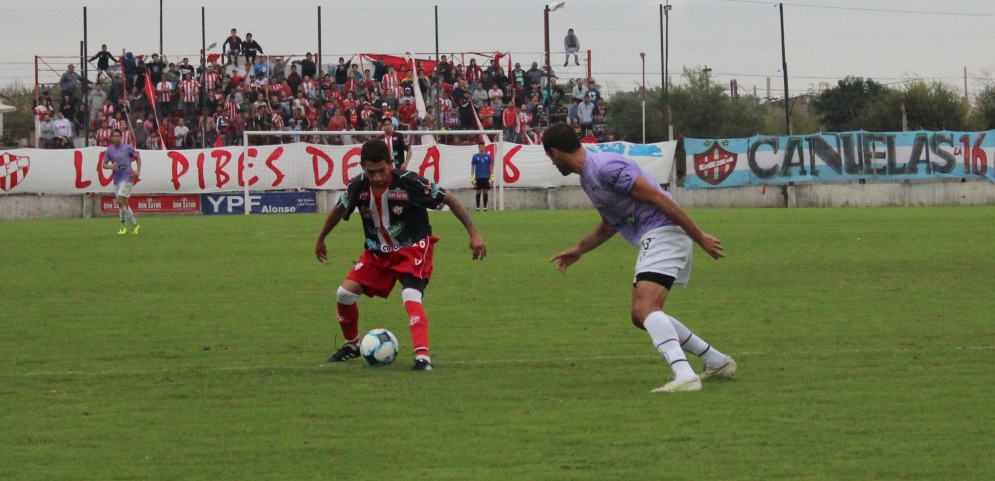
[147, 54, 167, 84]
[53, 111, 74, 143]
[133, 118, 147, 148]
[553, 99, 568, 124]
[178, 57, 195, 78]
[586, 80, 601, 106]
[108, 73, 125, 103]
[174, 118, 190, 148]
[242, 33, 263, 65]
[122, 51, 137, 89]
[156, 76, 175, 116]
[398, 97, 417, 130]
[479, 99, 494, 129]
[232, 111, 247, 145]
[493, 67, 510, 91]
[502, 100, 518, 143]
[59, 64, 82, 99]
[526, 62, 544, 89]
[166, 63, 181, 84]
[437, 55, 454, 84]
[516, 104, 531, 140]
[472, 82, 488, 110]
[96, 120, 113, 147]
[466, 58, 482, 89]
[223, 28, 242, 66]
[87, 86, 106, 121]
[564, 29, 581, 67]
[570, 78, 588, 102]
[297, 52, 317, 80]
[510, 64, 527, 89]
[89, 44, 117, 84]
[59, 94, 76, 121]
[271, 55, 290, 83]
[371, 55, 389, 84]
[578, 93, 595, 131]
[581, 129, 599, 144]
[332, 55, 356, 91]
[459, 90, 475, 129]
[593, 109, 608, 142]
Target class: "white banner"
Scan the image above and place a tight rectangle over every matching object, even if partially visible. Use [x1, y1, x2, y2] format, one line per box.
[0, 141, 676, 195]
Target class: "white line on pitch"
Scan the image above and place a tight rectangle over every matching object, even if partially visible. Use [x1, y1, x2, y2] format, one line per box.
[5, 345, 993, 378]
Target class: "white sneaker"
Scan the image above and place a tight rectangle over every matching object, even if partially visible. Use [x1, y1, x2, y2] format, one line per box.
[651, 377, 702, 393]
[699, 357, 737, 380]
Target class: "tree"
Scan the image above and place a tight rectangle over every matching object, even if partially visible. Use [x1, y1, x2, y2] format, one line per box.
[900, 79, 967, 131]
[811, 77, 889, 132]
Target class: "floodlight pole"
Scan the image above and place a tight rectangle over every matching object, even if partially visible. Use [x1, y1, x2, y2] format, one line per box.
[83, 7, 89, 145]
[640, 52, 646, 144]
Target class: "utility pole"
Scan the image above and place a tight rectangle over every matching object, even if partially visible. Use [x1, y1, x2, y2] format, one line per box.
[780, 3, 791, 135]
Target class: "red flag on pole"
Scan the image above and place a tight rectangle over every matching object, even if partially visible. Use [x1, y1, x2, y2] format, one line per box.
[144, 71, 168, 151]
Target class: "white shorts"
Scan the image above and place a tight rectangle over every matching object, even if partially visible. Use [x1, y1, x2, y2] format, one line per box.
[115, 181, 133, 198]
[634, 225, 693, 287]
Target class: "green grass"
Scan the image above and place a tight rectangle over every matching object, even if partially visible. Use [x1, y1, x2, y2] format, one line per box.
[2, 207, 994, 480]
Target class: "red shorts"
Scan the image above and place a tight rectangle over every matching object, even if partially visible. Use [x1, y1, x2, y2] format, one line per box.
[346, 236, 439, 298]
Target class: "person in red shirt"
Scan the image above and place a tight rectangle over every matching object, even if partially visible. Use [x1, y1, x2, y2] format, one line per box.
[479, 100, 494, 129]
[502, 104, 519, 143]
[580, 129, 599, 144]
[398, 97, 417, 130]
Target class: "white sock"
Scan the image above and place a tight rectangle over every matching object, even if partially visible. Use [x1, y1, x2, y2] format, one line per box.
[668, 314, 728, 367]
[644, 311, 696, 381]
[125, 207, 138, 226]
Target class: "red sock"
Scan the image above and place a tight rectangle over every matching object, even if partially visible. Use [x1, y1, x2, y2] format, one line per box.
[337, 302, 360, 344]
[404, 301, 430, 356]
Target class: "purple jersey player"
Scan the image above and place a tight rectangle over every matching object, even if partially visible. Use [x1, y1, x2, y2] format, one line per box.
[543, 123, 736, 393]
[102, 129, 142, 234]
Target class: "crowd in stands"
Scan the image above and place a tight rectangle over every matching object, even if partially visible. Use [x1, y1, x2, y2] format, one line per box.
[34, 28, 612, 149]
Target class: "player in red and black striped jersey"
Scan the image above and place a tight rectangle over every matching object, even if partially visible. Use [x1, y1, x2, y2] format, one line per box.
[315, 140, 486, 371]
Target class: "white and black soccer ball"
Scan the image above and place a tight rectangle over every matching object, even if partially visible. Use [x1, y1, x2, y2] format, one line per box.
[360, 328, 399, 366]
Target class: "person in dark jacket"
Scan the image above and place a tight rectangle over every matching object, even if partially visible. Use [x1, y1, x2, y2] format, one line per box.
[241, 33, 263, 65]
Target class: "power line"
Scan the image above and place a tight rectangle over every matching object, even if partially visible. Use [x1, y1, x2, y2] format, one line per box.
[721, 0, 995, 17]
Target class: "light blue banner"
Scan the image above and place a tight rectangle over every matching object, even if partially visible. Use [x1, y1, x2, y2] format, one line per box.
[685, 131, 995, 189]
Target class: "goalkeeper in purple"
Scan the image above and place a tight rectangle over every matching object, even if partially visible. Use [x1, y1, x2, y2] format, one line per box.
[543, 123, 736, 393]
[102, 129, 142, 234]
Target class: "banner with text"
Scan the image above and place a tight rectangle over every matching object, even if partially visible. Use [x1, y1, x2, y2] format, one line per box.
[100, 194, 201, 213]
[685, 131, 995, 189]
[0, 141, 676, 195]
[202, 192, 318, 215]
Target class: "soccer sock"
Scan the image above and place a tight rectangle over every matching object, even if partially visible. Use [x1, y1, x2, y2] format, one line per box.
[118, 207, 126, 226]
[125, 207, 138, 226]
[475, 193, 481, 208]
[644, 311, 696, 381]
[402, 288, 429, 357]
[667, 314, 728, 367]
[483, 193, 489, 209]
[336, 287, 360, 345]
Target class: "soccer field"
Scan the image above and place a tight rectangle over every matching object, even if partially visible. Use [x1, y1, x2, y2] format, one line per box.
[2, 207, 994, 480]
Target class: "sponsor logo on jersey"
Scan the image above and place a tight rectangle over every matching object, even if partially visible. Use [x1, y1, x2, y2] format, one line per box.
[694, 142, 737, 186]
[387, 222, 405, 238]
[359, 191, 370, 200]
[387, 190, 409, 201]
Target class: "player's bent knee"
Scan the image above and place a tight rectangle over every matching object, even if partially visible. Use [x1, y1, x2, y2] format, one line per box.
[402, 288, 423, 304]
[336, 286, 360, 305]
[631, 309, 649, 330]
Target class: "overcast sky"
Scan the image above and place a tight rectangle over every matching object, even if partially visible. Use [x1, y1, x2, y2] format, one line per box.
[2, 0, 994, 99]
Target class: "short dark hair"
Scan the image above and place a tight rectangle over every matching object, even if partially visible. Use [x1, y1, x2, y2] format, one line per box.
[112, 128, 123, 135]
[361, 140, 391, 164]
[542, 122, 581, 154]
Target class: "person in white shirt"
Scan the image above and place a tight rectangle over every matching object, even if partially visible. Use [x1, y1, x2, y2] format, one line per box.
[174, 118, 190, 149]
[52, 111, 74, 140]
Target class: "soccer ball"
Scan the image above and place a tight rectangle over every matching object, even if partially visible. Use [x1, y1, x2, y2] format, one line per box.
[360, 329, 399, 366]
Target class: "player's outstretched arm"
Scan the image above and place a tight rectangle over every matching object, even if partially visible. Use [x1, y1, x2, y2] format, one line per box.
[549, 217, 616, 273]
[315, 204, 346, 263]
[443, 192, 486, 260]
[629, 175, 724, 260]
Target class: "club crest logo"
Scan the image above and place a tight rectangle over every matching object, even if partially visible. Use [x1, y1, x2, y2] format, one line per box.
[694, 142, 737, 186]
[392, 205, 404, 216]
[0, 152, 30, 192]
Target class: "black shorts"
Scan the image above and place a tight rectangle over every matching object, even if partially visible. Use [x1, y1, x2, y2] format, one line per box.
[474, 178, 491, 190]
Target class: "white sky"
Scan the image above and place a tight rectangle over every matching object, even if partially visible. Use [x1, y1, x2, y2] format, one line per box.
[2, 0, 994, 99]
